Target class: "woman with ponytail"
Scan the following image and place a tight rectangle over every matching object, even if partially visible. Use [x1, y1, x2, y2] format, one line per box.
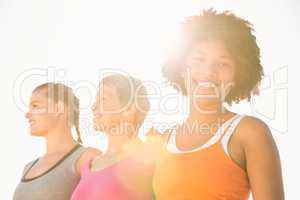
[71, 74, 155, 200]
[13, 83, 101, 200]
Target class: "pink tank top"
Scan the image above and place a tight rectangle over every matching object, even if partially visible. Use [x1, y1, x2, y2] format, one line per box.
[71, 156, 154, 200]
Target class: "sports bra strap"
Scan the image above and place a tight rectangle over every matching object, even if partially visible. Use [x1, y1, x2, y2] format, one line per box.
[220, 115, 245, 156]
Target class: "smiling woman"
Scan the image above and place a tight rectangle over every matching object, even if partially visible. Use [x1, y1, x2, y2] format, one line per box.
[162, 9, 264, 105]
[153, 9, 284, 200]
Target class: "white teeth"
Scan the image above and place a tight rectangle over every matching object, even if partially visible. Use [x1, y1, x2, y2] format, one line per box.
[195, 81, 217, 87]
[199, 82, 213, 87]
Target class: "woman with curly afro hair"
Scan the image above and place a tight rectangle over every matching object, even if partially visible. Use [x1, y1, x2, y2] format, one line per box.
[152, 9, 284, 200]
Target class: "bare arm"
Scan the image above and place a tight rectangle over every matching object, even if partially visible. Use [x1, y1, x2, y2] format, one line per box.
[241, 117, 284, 200]
[75, 147, 102, 175]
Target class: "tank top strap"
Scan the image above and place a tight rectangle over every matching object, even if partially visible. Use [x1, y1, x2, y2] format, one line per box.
[166, 114, 242, 153]
[65, 145, 86, 164]
[219, 114, 245, 141]
[21, 159, 39, 179]
[80, 160, 91, 177]
[64, 145, 87, 174]
[218, 114, 246, 155]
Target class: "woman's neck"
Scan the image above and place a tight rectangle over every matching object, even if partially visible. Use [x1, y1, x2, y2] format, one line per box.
[44, 127, 77, 155]
[105, 127, 139, 157]
[106, 136, 128, 155]
[189, 101, 228, 123]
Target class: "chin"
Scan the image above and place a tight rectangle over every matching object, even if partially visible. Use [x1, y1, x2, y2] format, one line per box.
[194, 98, 222, 110]
[193, 94, 220, 103]
[94, 126, 104, 132]
[30, 131, 44, 137]
[93, 122, 106, 132]
[93, 123, 100, 131]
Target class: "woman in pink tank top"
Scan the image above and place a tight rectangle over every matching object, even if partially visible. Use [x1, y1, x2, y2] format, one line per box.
[71, 74, 155, 200]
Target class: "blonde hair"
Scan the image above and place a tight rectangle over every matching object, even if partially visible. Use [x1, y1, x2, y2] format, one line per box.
[34, 83, 82, 143]
[101, 74, 150, 131]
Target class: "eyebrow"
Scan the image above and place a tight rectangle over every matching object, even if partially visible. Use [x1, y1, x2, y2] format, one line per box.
[219, 55, 233, 60]
[30, 100, 42, 105]
[191, 53, 233, 61]
[192, 50, 231, 58]
[218, 56, 235, 65]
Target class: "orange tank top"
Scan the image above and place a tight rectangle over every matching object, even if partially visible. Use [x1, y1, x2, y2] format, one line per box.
[153, 114, 250, 200]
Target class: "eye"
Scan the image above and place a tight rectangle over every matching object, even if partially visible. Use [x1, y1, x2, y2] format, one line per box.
[217, 62, 231, 69]
[102, 96, 107, 101]
[29, 103, 46, 113]
[31, 104, 39, 108]
[194, 56, 205, 62]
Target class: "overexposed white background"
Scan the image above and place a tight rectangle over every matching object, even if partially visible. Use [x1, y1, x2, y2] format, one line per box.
[0, 0, 298, 199]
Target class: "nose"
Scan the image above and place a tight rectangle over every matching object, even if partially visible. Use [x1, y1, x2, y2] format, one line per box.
[205, 62, 220, 76]
[25, 111, 31, 119]
[92, 102, 97, 114]
[191, 59, 219, 77]
[194, 66, 218, 81]
[202, 71, 218, 82]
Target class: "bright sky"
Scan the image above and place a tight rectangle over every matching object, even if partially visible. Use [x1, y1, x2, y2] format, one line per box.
[0, 0, 298, 199]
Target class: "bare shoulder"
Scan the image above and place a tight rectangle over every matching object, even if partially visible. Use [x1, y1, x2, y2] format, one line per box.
[236, 115, 277, 151]
[79, 147, 102, 162]
[144, 127, 169, 144]
[239, 115, 269, 129]
[236, 116, 284, 200]
[84, 147, 102, 156]
[75, 147, 102, 175]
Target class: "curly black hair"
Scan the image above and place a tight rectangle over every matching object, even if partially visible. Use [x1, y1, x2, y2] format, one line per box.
[162, 8, 264, 105]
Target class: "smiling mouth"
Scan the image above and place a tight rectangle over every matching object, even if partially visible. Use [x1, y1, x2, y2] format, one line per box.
[192, 79, 220, 88]
[93, 115, 102, 122]
[29, 120, 35, 125]
[93, 114, 102, 119]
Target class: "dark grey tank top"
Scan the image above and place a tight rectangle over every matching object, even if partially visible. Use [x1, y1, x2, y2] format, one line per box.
[13, 144, 86, 200]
